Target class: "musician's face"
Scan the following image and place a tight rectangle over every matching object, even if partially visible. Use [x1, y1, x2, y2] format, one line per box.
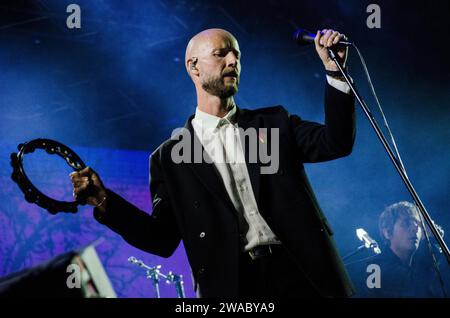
[197, 31, 241, 98]
[389, 215, 422, 253]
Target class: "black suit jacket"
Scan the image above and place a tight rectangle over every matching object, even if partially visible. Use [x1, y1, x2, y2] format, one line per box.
[95, 82, 356, 297]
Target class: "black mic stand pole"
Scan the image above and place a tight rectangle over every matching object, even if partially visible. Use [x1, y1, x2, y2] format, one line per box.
[342, 244, 366, 262]
[327, 48, 450, 266]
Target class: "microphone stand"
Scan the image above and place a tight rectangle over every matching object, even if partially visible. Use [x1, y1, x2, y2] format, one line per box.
[327, 48, 450, 266]
[342, 244, 366, 262]
[128, 256, 186, 298]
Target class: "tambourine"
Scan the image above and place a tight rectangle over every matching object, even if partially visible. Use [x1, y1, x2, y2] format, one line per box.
[10, 138, 86, 214]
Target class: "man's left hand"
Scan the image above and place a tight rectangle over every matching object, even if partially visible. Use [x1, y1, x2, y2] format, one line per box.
[314, 29, 348, 72]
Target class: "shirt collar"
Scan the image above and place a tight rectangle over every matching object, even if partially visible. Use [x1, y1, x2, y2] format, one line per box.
[193, 105, 237, 130]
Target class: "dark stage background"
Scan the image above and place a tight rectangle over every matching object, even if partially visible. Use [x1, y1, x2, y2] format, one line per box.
[1, 0, 449, 297]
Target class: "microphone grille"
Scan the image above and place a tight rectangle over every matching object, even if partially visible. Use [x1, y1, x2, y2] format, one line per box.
[356, 228, 366, 241]
[293, 28, 315, 46]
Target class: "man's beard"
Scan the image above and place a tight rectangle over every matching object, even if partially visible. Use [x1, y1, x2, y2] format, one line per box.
[201, 74, 239, 98]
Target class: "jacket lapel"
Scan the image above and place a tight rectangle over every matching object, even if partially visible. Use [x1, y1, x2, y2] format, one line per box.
[181, 108, 264, 215]
[183, 115, 237, 213]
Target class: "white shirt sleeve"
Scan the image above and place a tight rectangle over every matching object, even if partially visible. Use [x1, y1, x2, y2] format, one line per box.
[326, 75, 351, 94]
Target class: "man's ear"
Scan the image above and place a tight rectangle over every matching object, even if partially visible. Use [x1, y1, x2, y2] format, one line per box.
[382, 229, 391, 240]
[188, 58, 199, 76]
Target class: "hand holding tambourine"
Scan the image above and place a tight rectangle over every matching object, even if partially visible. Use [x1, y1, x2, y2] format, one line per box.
[10, 138, 106, 214]
[69, 167, 108, 211]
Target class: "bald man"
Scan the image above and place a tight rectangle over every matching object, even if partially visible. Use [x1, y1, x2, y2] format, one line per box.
[71, 28, 356, 297]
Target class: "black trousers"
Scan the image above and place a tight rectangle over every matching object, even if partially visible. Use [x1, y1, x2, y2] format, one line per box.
[238, 245, 321, 297]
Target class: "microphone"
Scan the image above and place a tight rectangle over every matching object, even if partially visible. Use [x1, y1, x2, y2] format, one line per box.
[356, 228, 382, 254]
[293, 28, 352, 47]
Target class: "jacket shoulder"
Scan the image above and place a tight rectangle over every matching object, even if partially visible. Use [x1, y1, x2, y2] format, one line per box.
[150, 126, 191, 162]
[150, 138, 176, 161]
[239, 105, 288, 117]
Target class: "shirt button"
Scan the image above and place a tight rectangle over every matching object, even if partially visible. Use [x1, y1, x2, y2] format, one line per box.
[198, 268, 206, 275]
[199, 232, 206, 238]
[193, 201, 200, 208]
[249, 210, 257, 216]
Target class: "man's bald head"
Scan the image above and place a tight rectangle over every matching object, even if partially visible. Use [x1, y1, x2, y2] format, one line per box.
[185, 28, 238, 74]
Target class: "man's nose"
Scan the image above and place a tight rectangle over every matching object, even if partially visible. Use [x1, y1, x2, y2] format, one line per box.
[225, 52, 238, 68]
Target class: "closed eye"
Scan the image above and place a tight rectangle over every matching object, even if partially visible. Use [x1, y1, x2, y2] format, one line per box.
[213, 51, 226, 58]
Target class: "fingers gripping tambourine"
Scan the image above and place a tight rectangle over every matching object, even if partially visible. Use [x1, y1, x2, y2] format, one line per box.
[10, 138, 86, 214]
